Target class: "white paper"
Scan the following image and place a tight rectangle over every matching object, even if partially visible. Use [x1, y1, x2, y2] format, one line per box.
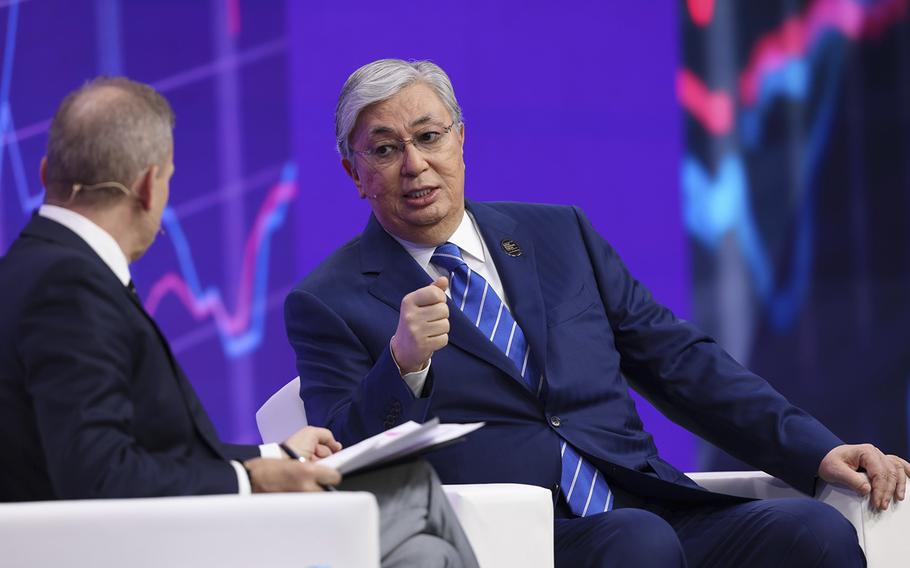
[319, 419, 485, 475]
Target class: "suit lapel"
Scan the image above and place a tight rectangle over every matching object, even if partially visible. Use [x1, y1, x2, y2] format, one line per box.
[360, 214, 528, 382]
[467, 201, 549, 383]
[123, 290, 227, 459]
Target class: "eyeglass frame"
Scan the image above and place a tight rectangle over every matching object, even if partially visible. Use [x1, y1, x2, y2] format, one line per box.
[352, 120, 461, 167]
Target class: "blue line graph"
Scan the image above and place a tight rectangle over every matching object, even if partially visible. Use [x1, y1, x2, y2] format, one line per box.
[146, 162, 298, 358]
[95, 0, 123, 75]
[0, 2, 45, 218]
[0, 0, 298, 442]
[1, 1, 297, 360]
[739, 58, 812, 148]
[681, 32, 846, 331]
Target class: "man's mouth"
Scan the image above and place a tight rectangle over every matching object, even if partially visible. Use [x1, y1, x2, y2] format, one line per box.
[404, 187, 437, 199]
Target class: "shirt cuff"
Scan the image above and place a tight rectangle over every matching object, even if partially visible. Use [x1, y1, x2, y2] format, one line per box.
[389, 339, 431, 396]
[401, 365, 430, 397]
[230, 460, 252, 495]
[259, 443, 282, 459]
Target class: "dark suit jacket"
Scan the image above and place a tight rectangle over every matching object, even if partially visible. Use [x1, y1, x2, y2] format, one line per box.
[0, 215, 258, 501]
[285, 201, 842, 501]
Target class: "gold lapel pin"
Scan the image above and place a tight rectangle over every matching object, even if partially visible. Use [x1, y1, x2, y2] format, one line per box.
[500, 239, 522, 257]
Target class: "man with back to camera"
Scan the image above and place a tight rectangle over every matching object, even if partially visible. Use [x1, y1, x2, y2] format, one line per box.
[0, 77, 479, 568]
[284, 58, 910, 567]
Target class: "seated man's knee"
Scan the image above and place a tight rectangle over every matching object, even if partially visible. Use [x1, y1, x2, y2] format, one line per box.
[611, 509, 684, 564]
[759, 499, 863, 567]
[557, 509, 685, 568]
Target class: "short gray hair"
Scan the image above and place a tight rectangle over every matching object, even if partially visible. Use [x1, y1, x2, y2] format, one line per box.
[45, 76, 175, 204]
[335, 59, 462, 159]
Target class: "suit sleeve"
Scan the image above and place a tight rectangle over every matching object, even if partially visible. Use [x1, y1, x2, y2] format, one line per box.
[284, 288, 433, 446]
[221, 443, 261, 461]
[18, 260, 240, 499]
[572, 206, 842, 495]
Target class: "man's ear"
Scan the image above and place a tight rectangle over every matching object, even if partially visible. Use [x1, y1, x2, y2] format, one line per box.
[39, 156, 48, 187]
[134, 165, 158, 211]
[342, 158, 367, 199]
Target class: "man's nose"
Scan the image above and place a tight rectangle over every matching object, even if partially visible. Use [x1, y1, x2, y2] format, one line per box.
[400, 142, 429, 176]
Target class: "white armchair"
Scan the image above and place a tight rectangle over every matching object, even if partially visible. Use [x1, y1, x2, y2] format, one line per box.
[0, 492, 380, 568]
[257, 377, 909, 568]
[256, 377, 554, 568]
[688, 471, 908, 567]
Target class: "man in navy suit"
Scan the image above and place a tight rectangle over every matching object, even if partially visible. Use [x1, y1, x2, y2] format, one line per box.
[0, 76, 349, 500]
[0, 77, 479, 568]
[285, 59, 910, 567]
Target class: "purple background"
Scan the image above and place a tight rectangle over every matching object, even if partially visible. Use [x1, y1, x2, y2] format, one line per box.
[288, 1, 695, 469]
[1, 0, 695, 470]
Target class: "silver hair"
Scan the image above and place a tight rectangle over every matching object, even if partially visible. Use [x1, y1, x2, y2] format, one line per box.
[335, 59, 463, 159]
[45, 76, 174, 204]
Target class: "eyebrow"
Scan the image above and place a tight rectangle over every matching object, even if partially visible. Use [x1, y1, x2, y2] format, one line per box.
[366, 114, 438, 137]
[409, 114, 434, 128]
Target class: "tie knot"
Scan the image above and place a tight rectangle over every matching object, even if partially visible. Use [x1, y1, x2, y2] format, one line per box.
[431, 242, 467, 273]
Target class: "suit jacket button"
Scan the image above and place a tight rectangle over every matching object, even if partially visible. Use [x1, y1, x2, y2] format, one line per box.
[549, 416, 561, 428]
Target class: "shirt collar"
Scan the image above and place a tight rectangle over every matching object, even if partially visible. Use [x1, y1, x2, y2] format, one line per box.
[390, 210, 486, 272]
[38, 204, 132, 286]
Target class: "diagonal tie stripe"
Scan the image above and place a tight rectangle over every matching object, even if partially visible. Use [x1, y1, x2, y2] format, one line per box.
[432, 242, 611, 517]
[433, 244, 538, 392]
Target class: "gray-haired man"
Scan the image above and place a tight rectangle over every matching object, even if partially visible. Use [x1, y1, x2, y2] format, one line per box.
[286, 58, 910, 567]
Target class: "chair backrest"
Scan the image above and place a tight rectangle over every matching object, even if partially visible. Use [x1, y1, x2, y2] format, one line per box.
[256, 376, 308, 443]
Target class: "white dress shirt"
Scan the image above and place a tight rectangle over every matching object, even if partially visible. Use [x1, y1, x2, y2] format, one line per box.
[37, 205, 282, 494]
[390, 210, 511, 396]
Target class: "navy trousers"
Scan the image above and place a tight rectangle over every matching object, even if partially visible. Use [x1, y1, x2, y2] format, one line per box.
[554, 497, 865, 567]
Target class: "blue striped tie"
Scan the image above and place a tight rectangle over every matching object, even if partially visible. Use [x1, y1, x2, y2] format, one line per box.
[431, 242, 613, 516]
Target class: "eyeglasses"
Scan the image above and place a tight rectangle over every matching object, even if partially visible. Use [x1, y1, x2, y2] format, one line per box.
[354, 120, 459, 168]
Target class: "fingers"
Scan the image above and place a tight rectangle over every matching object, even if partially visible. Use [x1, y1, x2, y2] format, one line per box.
[308, 426, 342, 450]
[285, 426, 342, 459]
[392, 281, 452, 373]
[831, 460, 872, 495]
[246, 459, 342, 493]
[411, 281, 448, 307]
[891, 456, 908, 501]
[894, 455, 910, 479]
[296, 463, 342, 492]
[862, 447, 898, 510]
[818, 444, 871, 495]
[312, 438, 343, 458]
[311, 464, 342, 487]
[423, 317, 451, 337]
[819, 444, 910, 510]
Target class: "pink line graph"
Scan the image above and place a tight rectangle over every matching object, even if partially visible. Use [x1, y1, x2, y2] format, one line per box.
[686, 0, 716, 27]
[144, 176, 297, 336]
[739, 0, 909, 106]
[227, 0, 241, 38]
[679, 0, 909, 133]
[676, 68, 733, 135]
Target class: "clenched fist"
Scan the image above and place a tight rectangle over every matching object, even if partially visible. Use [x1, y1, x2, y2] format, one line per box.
[391, 276, 450, 374]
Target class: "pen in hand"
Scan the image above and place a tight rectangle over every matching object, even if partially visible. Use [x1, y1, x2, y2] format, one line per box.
[280, 442, 338, 491]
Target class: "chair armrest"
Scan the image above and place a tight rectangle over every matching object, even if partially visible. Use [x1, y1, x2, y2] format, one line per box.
[686, 470, 808, 500]
[0, 492, 379, 568]
[817, 479, 909, 567]
[688, 471, 910, 566]
[443, 483, 554, 568]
